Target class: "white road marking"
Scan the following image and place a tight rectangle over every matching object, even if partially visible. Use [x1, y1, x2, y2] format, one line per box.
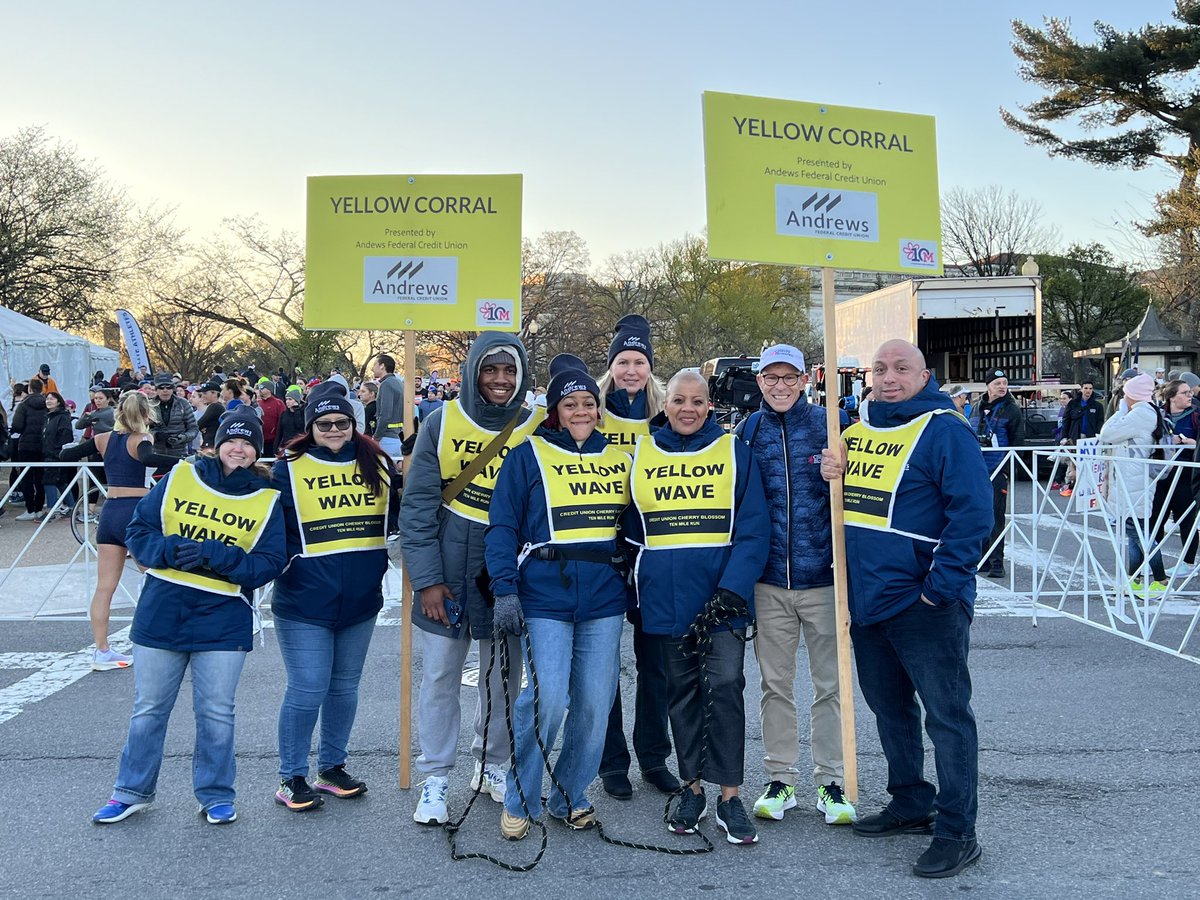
[0, 627, 132, 726]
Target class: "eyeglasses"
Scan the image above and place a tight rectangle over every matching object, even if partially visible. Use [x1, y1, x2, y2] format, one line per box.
[760, 373, 801, 386]
[314, 418, 353, 433]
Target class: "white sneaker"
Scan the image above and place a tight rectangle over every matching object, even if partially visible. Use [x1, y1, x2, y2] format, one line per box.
[14, 511, 39, 522]
[413, 776, 449, 824]
[92, 648, 133, 671]
[471, 761, 507, 803]
[1170, 562, 1197, 578]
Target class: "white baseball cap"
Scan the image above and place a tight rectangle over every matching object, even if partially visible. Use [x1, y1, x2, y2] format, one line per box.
[758, 344, 806, 373]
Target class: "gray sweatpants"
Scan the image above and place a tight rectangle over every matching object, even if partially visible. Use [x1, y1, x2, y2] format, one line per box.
[415, 630, 522, 777]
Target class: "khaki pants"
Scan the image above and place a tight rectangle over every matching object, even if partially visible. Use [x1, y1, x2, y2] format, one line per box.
[753, 582, 844, 787]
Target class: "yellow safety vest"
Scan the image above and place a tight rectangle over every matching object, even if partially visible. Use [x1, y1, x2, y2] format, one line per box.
[437, 399, 544, 524]
[148, 461, 279, 597]
[527, 435, 630, 543]
[841, 411, 940, 531]
[285, 452, 390, 556]
[631, 433, 737, 549]
[597, 410, 651, 456]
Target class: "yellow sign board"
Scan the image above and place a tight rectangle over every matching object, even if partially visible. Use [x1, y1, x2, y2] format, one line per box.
[305, 174, 523, 331]
[702, 92, 941, 274]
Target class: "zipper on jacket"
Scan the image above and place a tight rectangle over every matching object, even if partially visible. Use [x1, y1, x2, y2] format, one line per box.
[781, 412, 792, 589]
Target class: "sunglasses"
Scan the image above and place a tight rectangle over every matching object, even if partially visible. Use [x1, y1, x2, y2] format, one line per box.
[314, 418, 353, 433]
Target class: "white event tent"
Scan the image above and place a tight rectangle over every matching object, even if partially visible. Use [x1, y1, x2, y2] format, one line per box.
[0, 305, 120, 414]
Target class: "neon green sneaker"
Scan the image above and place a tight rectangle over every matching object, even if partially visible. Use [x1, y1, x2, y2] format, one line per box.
[1129, 579, 1168, 596]
[817, 783, 857, 825]
[752, 781, 796, 820]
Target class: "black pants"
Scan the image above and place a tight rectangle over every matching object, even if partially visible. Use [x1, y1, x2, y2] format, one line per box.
[664, 628, 746, 787]
[1153, 477, 1198, 566]
[14, 447, 44, 513]
[982, 472, 1008, 566]
[599, 611, 673, 777]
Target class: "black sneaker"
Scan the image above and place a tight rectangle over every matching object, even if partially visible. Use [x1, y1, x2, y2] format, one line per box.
[715, 796, 759, 845]
[853, 808, 935, 837]
[642, 768, 680, 794]
[913, 837, 982, 878]
[275, 775, 324, 811]
[668, 788, 707, 834]
[315, 764, 367, 798]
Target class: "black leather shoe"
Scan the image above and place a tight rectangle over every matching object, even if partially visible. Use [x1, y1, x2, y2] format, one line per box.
[852, 808, 936, 837]
[913, 837, 981, 878]
[986, 561, 1006, 578]
[641, 769, 680, 794]
[602, 773, 633, 800]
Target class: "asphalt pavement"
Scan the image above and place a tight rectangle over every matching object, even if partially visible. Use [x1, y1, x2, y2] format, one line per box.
[2, 601, 1198, 900]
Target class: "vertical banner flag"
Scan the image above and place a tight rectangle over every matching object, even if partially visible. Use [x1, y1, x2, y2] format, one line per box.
[304, 174, 523, 331]
[116, 309, 151, 374]
[702, 91, 941, 274]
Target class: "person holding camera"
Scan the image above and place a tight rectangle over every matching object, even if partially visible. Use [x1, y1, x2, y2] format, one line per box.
[150, 373, 198, 467]
[270, 380, 398, 811]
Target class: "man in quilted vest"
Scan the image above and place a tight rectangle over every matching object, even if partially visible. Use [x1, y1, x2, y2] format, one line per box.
[735, 344, 856, 828]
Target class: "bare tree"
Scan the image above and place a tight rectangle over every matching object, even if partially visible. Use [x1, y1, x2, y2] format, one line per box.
[941, 185, 1058, 275]
[0, 126, 183, 330]
[141, 306, 236, 379]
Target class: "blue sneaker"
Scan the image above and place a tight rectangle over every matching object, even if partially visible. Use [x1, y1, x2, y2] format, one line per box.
[93, 799, 150, 824]
[204, 802, 237, 824]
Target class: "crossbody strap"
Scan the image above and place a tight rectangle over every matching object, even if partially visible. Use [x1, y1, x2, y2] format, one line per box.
[441, 410, 524, 504]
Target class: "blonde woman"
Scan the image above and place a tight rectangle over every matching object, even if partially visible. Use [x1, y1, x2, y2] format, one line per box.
[60, 392, 179, 670]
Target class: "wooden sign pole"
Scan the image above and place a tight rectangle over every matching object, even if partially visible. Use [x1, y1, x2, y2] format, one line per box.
[822, 266, 858, 803]
[398, 329, 416, 789]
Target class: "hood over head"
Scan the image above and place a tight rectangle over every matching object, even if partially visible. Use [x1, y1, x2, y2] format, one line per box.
[459, 331, 532, 429]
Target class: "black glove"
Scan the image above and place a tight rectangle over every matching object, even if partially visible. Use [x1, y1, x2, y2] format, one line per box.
[171, 540, 205, 571]
[492, 594, 524, 636]
[712, 588, 748, 617]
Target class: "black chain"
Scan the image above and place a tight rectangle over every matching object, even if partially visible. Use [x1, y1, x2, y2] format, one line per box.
[441, 595, 752, 870]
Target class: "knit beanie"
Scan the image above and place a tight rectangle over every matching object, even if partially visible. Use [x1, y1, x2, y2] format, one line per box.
[607, 314, 654, 370]
[984, 368, 1007, 386]
[305, 380, 356, 428]
[214, 409, 264, 456]
[545, 354, 600, 410]
[1123, 373, 1154, 404]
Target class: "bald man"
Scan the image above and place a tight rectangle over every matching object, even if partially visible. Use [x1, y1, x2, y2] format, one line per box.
[821, 340, 992, 879]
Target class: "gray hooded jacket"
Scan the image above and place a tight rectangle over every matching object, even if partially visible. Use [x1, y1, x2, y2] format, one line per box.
[400, 332, 533, 639]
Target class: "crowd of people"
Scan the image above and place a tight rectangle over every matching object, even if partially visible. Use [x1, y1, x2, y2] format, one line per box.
[3, 331, 1198, 881]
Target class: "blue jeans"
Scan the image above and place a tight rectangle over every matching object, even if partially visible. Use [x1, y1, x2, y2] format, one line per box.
[851, 600, 978, 842]
[1125, 518, 1166, 582]
[504, 615, 623, 819]
[377, 437, 402, 461]
[275, 615, 377, 777]
[111, 644, 246, 811]
[44, 482, 75, 514]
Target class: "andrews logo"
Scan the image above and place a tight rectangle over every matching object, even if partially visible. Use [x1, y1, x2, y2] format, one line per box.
[386, 260, 426, 280]
[776, 185, 879, 243]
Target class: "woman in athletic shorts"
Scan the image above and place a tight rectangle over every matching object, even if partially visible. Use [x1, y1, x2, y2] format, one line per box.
[60, 391, 180, 671]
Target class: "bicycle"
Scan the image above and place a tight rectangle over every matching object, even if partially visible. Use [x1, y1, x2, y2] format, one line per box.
[70, 488, 106, 547]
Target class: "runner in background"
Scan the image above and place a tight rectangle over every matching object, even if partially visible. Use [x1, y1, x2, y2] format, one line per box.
[60, 393, 181, 670]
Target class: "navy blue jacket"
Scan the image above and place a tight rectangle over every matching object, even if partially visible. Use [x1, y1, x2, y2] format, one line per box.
[845, 383, 992, 626]
[126, 456, 287, 652]
[270, 442, 393, 630]
[970, 393, 1024, 474]
[486, 426, 627, 623]
[737, 397, 832, 590]
[622, 416, 770, 637]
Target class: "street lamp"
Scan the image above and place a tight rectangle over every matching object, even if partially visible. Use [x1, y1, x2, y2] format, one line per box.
[527, 318, 540, 383]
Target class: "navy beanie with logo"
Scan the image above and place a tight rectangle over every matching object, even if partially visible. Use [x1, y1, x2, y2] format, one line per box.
[607, 314, 654, 370]
[214, 409, 264, 456]
[304, 380, 356, 429]
[546, 353, 600, 410]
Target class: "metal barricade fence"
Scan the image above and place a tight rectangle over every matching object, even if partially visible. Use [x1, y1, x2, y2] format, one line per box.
[982, 445, 1200, 663]
[0, 460, 125, 620]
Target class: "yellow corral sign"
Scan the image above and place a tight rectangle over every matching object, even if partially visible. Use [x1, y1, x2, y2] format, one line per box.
[703, 92, 941, 275]
[305, 173, 523, 331]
